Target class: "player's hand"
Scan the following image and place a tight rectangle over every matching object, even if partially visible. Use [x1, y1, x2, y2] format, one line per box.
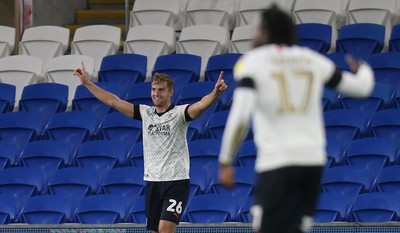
[345, 55, 361, 73]
[214, 71, 227, 94]
[74, 62, 91, 85]
[219, 164, 235, 188]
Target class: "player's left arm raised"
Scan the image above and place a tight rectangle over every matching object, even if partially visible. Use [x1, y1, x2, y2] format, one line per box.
[187, 71, 227, 120]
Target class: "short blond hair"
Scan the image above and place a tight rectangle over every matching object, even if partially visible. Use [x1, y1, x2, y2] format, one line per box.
[152, 73, 174, 91]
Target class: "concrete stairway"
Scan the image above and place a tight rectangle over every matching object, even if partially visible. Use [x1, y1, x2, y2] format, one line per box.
[65, 0, 135, 38]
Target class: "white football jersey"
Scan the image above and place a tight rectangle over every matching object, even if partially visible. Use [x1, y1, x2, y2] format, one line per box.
[234, 45, 335, 172]
[139, 104, 190, 181]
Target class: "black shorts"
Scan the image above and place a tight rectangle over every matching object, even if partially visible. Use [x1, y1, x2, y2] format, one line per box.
[253, 166, 323, 233]
[145, 179, 190, 231]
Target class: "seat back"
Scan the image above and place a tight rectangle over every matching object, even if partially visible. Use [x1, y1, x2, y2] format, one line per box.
[153, 54, 201, 101]
[177, 25, 230, 79]
[296, 23, 332, 53]
[20, 194, 73, 224]
[19, 26, 70, 63]
[0, 83, 16, 113]
[0, 26, 15, 57]
[19, 83, 68, 126]
[98, 53, 147, 87]
[72, 25, 121, 71]
[0, 55, 43, 108]
[48, 167, 100, 198]
[124, 25, 175, 80]
[75, 194, 127, 224]
[229, 25, 254, 53]
[129, 0, 183, 30]
[185, 0, 235, 30]
[186, 194, 238, 223]
[100, 112, 142, 152]
[336, 23, 385, 59]
[45, 55, 95, 107]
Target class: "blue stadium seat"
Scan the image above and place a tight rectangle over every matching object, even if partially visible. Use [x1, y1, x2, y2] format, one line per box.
[72, 82, 124, 131]
[207, 110, 229, 140]
[336, 23, 385, 59]
[48, 167, 100, 198]
[350, 192, 399, 222]
[236, 196, 252, 223]
[375, 165, 400, 194]
[101, 167, 145, 208]
[0, 112, 43, 156]
[75, 194, 127, 224]
[45, 111, 97, 157]
[324, 109, 371, 150]
[313, 192, 351, 222]
[366, 52, 400, 88]
[0, 168, 44, 211]
[128, 196, 146, 224]
[204, 53, 241, 86]
[395, 87, 400, 108]
[189, 167, 209, 198]
[186, 194, 238, 223]
[100, 112, 142, 153]
[19, 83, 68, 126]
[344, 137, 397, 176]
[153, 54, 201, 102]
[128, 142, 144, 168]
[204, 53, 241, 109]
[237, 140, 256, 168]
[322, 87, 341, 111]
[325, 52, 351, 72]
[177, 82, 220, 140]
[0, 194, 17, 224]
[370, 109, 400, 145]
[125, 82, 153, 106]
[208, 111, 252, 140]
[0, 141, 17, 169]
[75, 140, 127, 175]
[326, 138, 345, 167]
[321, 165, 375, 201]
[389, 24, 400, 52]
[189, 139, 220, 170]
[20, 140, 70, 183]
[340, 82, 394, 115]
[208, 167, 255, 204]
[0, 83, 15, 113]
[20, 194, 73, 224]
[98, 53, 147, 89]
[296, 23, 332, 53]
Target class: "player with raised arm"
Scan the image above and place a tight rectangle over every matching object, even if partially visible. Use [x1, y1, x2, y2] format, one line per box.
[75, 64, 227, 233]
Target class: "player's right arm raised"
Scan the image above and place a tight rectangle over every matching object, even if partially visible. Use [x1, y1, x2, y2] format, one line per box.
[74, 62, 134, 118]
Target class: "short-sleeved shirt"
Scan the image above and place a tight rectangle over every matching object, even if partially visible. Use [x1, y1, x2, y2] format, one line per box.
[134, 104, 191, 181]
[234, 44, 335, 172]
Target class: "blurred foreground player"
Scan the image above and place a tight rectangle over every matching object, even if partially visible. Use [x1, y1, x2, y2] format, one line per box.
[218, 4, 374, 233]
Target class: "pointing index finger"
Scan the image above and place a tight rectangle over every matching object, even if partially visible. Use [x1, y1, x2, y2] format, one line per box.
[218, 71, 224, 82]
[81, 62, 86, 74]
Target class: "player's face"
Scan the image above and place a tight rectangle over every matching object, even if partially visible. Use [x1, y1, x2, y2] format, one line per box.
[151, 81, 173, 107]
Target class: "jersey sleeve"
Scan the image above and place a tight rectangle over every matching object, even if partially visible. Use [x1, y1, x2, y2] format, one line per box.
[233, 55, 258, 82]
[133, 104, 142, 121]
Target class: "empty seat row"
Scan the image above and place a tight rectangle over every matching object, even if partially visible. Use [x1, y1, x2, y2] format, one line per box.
[316, 165, 400, 222]
[2, 163, 400, 224]
[0, 164, 253, 224]
[129, 0, 295, 31]
[0, 53, 240, 110]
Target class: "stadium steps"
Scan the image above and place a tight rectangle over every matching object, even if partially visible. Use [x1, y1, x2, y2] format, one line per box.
[64, 0, 134, 51]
